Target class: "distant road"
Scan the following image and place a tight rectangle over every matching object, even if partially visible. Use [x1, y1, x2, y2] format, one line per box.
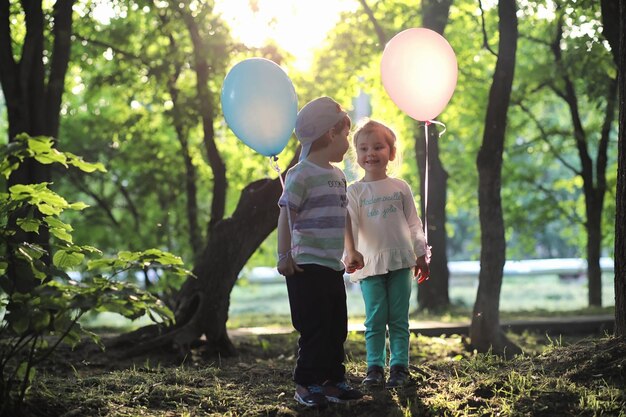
[244, 257, 615, 283]
[448, 257, 614, 279]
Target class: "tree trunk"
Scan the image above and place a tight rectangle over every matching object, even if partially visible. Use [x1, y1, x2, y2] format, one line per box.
[416, 124, 450, 310]
[470, 0, 521, 356]
[414, 0, 453, 312]
[614, 0, 626, 338]
[112, 175, 286, 357]
[550, 12, 615, 308]
[0, 0, 75, 290]
[174, 176, 284, 356]
[586, 205, 603, 306]
[422, 0, 453, 35]
[356, 0, 453, 310]
[106, 3, 297, 358]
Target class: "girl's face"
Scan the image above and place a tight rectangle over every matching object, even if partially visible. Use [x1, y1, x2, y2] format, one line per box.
[355, 131, 394, 180]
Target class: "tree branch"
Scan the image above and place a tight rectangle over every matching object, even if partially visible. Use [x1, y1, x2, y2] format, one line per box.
[514, 100, 581, 175]
[357, 0, 386, 47]
[73, 33, 151, 67]
[63, 168, 121, 228]
[149, 0, 203, 256]
[20, 0, 45, 133]
[525, 177, 585, 225]
[478, 0, 498, 57]
[45, 0, 75, 138]
[550, 12, 594, 193]
[178, 2, 226, 228]
[596, 76, 617, 197]
[0, 0, 19, 112]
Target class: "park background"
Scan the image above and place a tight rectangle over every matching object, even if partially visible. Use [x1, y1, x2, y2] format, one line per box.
[1, 0, 625, 416]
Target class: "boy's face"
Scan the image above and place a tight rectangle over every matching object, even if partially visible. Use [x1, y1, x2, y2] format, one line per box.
[328, 124, 350, 163]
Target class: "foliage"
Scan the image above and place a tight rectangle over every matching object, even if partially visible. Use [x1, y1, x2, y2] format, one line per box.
[56, 0, 291, 275]
[0, 135, 191, 415]
[297, 0, 618, 263]
[2, 0, 612, 277]
[503, 0, 618, 260]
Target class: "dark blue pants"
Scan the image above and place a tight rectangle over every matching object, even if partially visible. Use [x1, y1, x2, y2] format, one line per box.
[285, 264, 347, 386]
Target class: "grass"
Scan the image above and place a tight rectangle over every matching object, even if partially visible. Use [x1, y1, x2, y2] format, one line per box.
[62, 283, 619, 416]
[19, 326, 626, 417]
[226, 272, 616, 327]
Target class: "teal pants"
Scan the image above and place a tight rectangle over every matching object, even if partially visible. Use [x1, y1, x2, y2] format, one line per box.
[360, 268, 412, 369]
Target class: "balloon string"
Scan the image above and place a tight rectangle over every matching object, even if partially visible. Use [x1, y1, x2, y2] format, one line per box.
[420, 119, 447, 243]
[427, 119, 447, 136]
[417, 119, 447, 283]
[423, 122, 430, 244]
[269, 156, 294, 244]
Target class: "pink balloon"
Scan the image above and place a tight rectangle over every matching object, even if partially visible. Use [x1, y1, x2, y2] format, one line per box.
[381, 28, 458, 121]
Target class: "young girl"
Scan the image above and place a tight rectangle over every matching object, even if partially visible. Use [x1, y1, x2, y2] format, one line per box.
[344, 119, 430, 388]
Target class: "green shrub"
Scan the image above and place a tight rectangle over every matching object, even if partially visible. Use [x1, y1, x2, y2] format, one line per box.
[0, 134, 191, 415]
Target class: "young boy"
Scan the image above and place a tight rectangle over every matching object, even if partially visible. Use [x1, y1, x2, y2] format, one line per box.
[277, 97, 364, 408]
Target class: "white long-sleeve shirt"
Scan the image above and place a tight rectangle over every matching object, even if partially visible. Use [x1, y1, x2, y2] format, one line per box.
[346, 177, 427, 282]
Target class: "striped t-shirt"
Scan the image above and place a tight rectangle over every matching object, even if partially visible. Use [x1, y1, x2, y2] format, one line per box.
[278, 159, 348, 271]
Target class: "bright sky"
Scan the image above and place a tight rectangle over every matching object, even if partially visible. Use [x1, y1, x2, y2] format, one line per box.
[214, 0, 358, 70]
[90, 0, 357, 70]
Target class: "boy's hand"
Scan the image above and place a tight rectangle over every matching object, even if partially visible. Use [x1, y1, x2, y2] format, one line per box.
[414, 255, 430, 284]
[277, 253, 303, 277]
[344, 250, 364, 274]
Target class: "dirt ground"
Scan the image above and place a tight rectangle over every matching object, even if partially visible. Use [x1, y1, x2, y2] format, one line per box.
[19, 330, 626, 417]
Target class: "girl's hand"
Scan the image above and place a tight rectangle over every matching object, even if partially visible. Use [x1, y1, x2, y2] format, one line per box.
[277, 253, 303, 277]
[344, 250, 365, 274]
[414, 255, 430, 283]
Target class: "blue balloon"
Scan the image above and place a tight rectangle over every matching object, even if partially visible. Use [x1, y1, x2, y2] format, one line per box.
[221, 58, 298, 157]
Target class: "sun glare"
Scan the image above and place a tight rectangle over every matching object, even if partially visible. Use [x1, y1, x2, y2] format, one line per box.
[91, 0, 358, 70]
[214, 0, 358, 70]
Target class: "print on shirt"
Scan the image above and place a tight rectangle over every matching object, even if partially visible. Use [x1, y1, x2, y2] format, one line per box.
[334, 178, 348, 208]
[360, 191, 402, 219]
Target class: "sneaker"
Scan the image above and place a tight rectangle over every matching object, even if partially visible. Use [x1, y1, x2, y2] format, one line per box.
[362, 365, 384, 387]
[386, 365, 410, 389]
[294, 384, 328, 408]
[322, 380, 364, 403]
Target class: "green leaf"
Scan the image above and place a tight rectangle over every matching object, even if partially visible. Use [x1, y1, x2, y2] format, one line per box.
[68, 201, 89, 210]
[12, 316, 30, 334]
[17, 217, 41, 233]
[34, 148, 68, 166]
[142, 249, 184, 265]
[36, 203, 58, 216]
[50, 227, 73, 243]
[78, 245, 102, 254]
[44, 216, 72, 230]
[16, 361, 36, 384]
[117, 251, 139, 262]
[27, 136, 55, 154]
[32, 311, 51, 332]
[53, 250, 85, 268]
[61, 327, 82, 348]
[87, 258, 125, 270]
[66, 152, 107, 173]
[0, 160, 20, 179]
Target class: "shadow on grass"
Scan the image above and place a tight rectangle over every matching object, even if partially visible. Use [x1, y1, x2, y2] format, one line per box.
[18, 325, 626, 417]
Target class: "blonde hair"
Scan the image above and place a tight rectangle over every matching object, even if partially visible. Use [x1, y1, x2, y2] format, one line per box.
[349, 118, 402, 177]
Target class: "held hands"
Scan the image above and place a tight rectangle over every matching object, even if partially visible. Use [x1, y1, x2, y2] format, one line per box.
[344, 249, 364, 274]
[277, 252, 303, 277]
[414, 254, 430, 284]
